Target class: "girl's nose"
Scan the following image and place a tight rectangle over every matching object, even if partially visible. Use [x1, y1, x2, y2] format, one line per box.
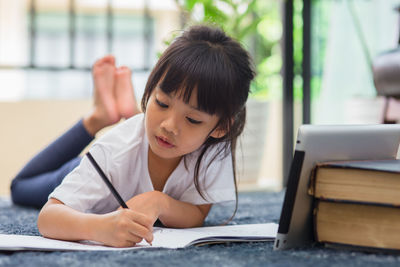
[160, 114, 179, 136]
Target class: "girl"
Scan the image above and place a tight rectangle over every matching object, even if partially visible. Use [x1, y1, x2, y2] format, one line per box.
[36, 25, 255, 248]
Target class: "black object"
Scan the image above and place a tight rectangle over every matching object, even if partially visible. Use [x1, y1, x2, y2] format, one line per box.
[277, 150, 305, 235]
[86, 152, 129, 209]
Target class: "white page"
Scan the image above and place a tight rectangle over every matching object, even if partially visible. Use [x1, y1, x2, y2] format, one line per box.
[0, 223, 278, 251]
[148, 223, 278, 248]
[0, 234, 141, 251]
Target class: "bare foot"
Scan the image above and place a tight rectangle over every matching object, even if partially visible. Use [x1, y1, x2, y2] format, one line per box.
[114, 66, 141, 118]
[84, 55, 120, 136]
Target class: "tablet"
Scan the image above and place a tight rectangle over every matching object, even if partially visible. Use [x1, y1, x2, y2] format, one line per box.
[274, 124, 400, 250]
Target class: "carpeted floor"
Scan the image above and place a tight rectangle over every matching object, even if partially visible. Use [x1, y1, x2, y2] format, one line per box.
[1, 191, 400, 267]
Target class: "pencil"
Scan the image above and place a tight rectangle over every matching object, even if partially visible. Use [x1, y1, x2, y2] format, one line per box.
[86, 152, 152, 246]
[86, 152, 128, 209]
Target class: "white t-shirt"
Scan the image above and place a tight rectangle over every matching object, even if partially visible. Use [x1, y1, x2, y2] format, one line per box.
[49, 113, 235, 214]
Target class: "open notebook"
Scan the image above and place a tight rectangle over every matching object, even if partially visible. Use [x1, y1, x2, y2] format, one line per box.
[0, 223, 278, 251]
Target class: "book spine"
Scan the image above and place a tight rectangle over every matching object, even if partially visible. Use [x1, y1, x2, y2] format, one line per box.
[313, 200, 320, 242]
[307, 166, 317, 196]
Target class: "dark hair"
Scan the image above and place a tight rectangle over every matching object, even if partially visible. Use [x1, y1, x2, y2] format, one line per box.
[141, 25, 255, 221]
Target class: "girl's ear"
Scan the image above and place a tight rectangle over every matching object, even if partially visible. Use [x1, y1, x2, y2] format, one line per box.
[210, 127, 227, 139]
[210, 118, 234, 139]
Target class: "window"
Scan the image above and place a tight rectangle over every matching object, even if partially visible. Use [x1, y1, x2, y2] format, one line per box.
[0, 0, 177, 100]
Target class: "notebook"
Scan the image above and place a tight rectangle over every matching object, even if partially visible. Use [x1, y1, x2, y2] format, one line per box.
[0, 223, 277, 251]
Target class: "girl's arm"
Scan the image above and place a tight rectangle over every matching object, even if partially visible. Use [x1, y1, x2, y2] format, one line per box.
[160, 195, 212, 228]
[37, 198, 154, 247]
[125, 191, 211, 228]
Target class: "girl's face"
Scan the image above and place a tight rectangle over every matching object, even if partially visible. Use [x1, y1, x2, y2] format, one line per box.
[145, 86, 223, 161]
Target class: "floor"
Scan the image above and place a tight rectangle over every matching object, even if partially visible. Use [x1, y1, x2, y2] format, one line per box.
[2, 191, 400, 266]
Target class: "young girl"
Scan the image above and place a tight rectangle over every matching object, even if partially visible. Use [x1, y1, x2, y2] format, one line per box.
[36, 25, 255, 248]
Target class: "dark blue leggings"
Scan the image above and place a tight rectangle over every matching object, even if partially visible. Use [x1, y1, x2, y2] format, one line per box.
[10, 119, 94, 209]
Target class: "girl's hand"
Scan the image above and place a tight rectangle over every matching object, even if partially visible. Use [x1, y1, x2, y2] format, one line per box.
[94, 208, 154, 247]
[124, 191, 165, 225]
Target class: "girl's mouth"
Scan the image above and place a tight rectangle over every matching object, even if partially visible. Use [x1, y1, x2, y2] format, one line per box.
[156, 136, 175, 148]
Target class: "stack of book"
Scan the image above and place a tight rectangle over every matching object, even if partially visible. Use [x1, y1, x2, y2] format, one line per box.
[309, 159, 400, 251]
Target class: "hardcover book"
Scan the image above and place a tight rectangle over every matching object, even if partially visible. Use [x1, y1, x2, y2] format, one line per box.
[314, 200, 400, 250]
[309, 159, 400, 205]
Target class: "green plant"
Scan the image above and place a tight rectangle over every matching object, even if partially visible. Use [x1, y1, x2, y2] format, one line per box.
[175, 0, 283, 100]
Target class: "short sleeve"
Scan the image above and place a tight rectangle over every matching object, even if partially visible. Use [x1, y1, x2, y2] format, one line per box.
[179, 148, 236, 205]
[48, 144, 115, 213]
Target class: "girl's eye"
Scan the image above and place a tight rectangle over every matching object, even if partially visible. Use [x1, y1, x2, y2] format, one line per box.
[186, 117, 202, 124]
[156, 98, 168, 108]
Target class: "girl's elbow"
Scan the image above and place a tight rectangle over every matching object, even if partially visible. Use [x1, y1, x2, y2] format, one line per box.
[37, 206, 49, 236]
[37, 201, 57, 236]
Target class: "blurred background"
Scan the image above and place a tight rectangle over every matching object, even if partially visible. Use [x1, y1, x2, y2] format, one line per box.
[0, 0, 399, 196]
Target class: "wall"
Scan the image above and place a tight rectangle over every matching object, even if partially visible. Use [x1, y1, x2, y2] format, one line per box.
[0, 100, 91, 196]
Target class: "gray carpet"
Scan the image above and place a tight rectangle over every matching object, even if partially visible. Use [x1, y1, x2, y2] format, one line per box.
[1, 191, 400, 267]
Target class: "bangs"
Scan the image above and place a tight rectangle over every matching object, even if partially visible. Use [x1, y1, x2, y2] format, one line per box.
[159, 43, 236, 117]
